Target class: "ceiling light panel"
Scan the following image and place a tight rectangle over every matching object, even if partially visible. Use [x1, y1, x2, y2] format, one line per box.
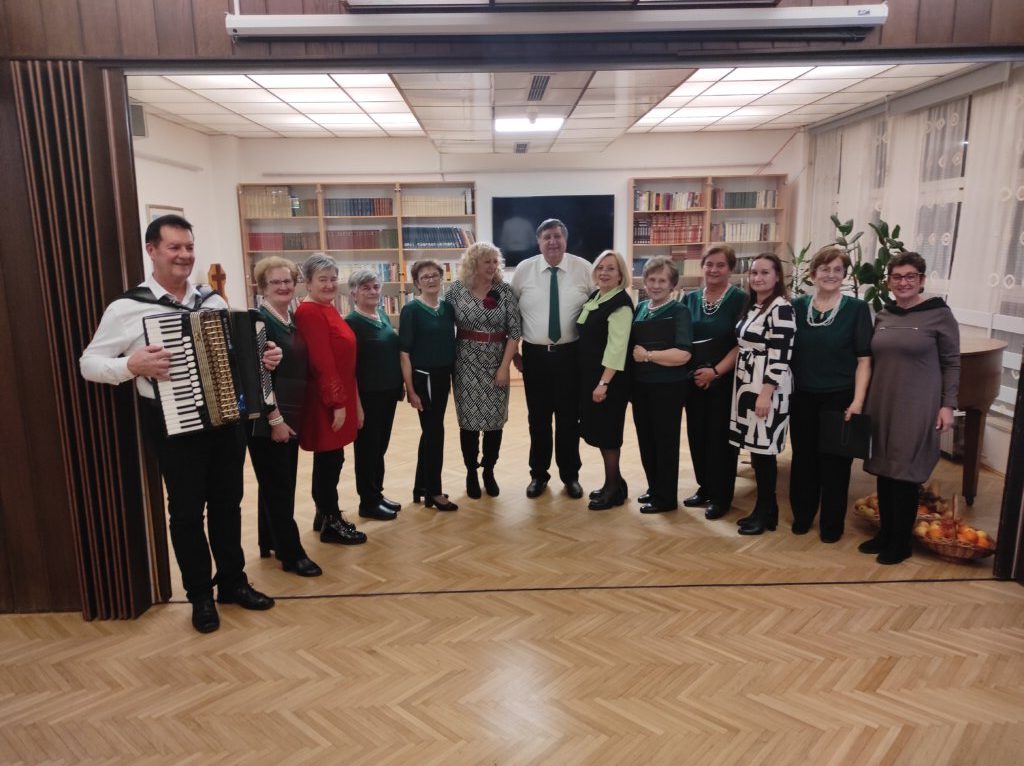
[846, 76, 934, 91]
[730, 105, 795, 117]
[770, 78, 859, 94]
[344, 87, 406, 102]
[289, 102, 363, 114]
[688, 68, 734, 82]
[253, 114, 319, 126]
[170, 103, 239, 115]
[686, 95, 759, 108]
[657, 97, 695, 109]
[127, 76, 180, 89]
[250, 74, 336, 88]
[167, 74, 260, 89]
[330, 74, 394, 88]
[724, 66, 812, 81]
[814, 92, 883, 105]
[130, 89, 206, 103]
[752, 93, 823, 106]
[189, 114, 258, 125]
[270, 88, 351, 103]
[674, 106, 737, 118]
[371, 113, 421, 126]
[228, 102, 301, 114]
[494, 117, 564, 133]
[313, 114, 377, 125]
[881, 63, 970, 77]
[703, 80, 785, 96]
[800, 65, 892, 79]
[635, 108, 674, 124]
[197, 89, 282, 103]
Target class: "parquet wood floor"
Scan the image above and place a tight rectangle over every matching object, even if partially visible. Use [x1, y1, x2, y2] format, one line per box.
[2, 388, 1018, 765]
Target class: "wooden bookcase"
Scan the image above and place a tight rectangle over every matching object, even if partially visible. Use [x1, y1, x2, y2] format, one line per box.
[238, 181, 476, 324]
[627, 174, 788, 293]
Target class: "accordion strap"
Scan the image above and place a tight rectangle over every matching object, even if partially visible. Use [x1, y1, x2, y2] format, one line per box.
[121, 284, 218, 310]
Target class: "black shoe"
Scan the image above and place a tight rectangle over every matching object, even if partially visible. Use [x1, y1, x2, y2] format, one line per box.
[526, 479, 548, 498]
[313, 507, 326, 532]
[191, 598, 220, 633]
[736, 510, 757, 526]
[877, 549, 911, 565]
[359, 503, 398, 521]
[466, 469, 482, 499]
[283, 557, 323, 577]
[217, 578, 275, 610]
[590, 488, 604, 500]
[638, 491, 653, 504]
[820, 532, 843, 544]
[704, 503, 727, 520]
[321, 513, 367, 545]
[564, 480, 584, 499]
[412, 488, 424, 504]
[683, 491, 710, 508]
[738, 503, 778, 535]
[791, 522, 811, 535]
[482, 468, 500, 497]
[858, 536, 885, 554]
[589, 483, 627, 511]
[640, 503, 677, 514]
[381, 497, 401, 512]
[259, 545, 273, 559]
[425, 494, 458, 511]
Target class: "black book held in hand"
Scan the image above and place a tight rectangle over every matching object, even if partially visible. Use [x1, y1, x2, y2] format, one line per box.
[818, 411, 872, 460]
[631, 316, 676, 351]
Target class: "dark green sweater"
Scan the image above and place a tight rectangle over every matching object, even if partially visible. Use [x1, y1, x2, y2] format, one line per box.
[346, 307, 402, 392]
[792, 294, 873, 393]
[398, 298, 456, 369]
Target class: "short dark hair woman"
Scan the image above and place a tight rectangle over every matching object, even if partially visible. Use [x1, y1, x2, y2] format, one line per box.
[860, 251, 959, 565]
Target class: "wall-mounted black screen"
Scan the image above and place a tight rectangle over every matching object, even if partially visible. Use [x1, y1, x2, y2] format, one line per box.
[491, 194, 615, 267]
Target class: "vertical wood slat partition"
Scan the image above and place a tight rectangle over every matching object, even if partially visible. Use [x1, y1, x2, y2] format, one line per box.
[5, 60, 159, 618]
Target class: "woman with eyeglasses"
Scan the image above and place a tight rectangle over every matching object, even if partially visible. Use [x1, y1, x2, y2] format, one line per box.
[789, 246, 873, 544]
[861, 251, 959, 565]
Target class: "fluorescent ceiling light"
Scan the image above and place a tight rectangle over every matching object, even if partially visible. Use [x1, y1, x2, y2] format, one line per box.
[800, 65, 892, 79]
[197, 89, 281, 103]
[271, 88, 350, 103]
[292, 102, 364, 114]
[344, 88, 405, 102]
[703, 80, 784, 96]
[250, 74, 336, 88]
[724, 67, 811, 81]
[675, 106, 738, 118]
[331, 74, 394, 87]
[494, 117, 564, 133]
[669, 82, 710, 97]
[167, 75, 259, 89]
[686, 95, 759, 107]
[312, 114, 375, 125]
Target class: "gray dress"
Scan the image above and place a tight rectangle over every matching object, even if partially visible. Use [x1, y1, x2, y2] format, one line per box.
[446, 280, 522, 431]
[864, 298, 960, 484]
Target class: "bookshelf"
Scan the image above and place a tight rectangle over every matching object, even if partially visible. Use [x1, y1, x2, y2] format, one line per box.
[628, 174, 788, 291]
[238, 181, 476, 324]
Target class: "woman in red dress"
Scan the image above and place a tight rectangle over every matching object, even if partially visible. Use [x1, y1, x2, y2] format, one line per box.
[294, 253, 367, 545]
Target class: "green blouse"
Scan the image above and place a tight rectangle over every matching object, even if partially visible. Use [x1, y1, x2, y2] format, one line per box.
[398, 298, 456, 369]
[791, 294, 873, 393]
[577, 287, 633, 371]
[632, 299, 693, 384]
[682, 285, 746, 342]
[345, 307, 402, 392]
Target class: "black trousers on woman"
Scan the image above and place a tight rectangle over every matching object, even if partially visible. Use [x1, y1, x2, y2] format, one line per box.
[311, 448, 345, 513]
[247, 434, 306, 564]
[354, 388, 401, 510]
[632, 381, 686, 509]
[789, 388, 856, 541]
[685, 378, 738, 509]
[876, 475, 918, 559]
[414, 367, 452, 497]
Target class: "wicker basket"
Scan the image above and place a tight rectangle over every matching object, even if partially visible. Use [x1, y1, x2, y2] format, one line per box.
[916, 536, 995, 563]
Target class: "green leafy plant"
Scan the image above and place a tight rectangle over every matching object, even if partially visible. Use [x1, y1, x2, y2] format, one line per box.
[788, 241, 813, 296]
[830, 214, 906, 312]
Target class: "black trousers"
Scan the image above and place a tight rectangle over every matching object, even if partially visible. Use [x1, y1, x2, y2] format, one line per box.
[632, 381, 686, 508]
[247, 434, 305, 564]
[354, 388, 401, 509]
[142, 403, 246, 603]
[311, 448, 345, 513]
[750, 452, 778, 509]
[414, 367, 451, 497]
[876, 475, 918, 558]
[789, 389, 856, 539]
[685, 378, 738, 508]
[460, 428, 503, 470]
[522, 341, 582, 483]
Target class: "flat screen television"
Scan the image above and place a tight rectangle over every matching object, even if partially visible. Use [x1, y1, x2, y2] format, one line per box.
[491, 194, 615, 267]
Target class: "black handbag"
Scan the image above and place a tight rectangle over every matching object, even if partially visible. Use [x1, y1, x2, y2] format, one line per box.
[818, 411, 872, 459]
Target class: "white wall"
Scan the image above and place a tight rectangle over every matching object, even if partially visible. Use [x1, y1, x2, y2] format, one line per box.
[134, 117, 807, 307]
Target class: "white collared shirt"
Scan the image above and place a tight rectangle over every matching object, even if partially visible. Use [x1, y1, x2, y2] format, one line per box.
[510, 253, 592, 345]
[79, 275, 227, 398]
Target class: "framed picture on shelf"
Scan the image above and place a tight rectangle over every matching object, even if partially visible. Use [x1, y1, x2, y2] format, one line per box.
[146, 204, 184, 222]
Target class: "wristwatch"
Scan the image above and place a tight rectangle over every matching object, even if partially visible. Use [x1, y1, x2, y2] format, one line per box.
[598, 380, 609, 387]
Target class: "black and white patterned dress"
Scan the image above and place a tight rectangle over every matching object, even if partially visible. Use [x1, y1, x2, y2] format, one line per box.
[729, 296, 796, 455]
[446, 280, 522, 431]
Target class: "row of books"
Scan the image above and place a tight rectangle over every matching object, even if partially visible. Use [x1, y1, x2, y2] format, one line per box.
[711, 188, 778, 209]
[402, 226, 476, 249]
[632, 257, 703, 278]
[247, 231, 320, 251]
[710, 221, 778, 242]
[402, 191, 474, 216]
[325, 229, 399, 250]
[633, 190, 703, 212]
[241, 186, 317, 218]
[632, 213, 704, 245]
[324, 197, 395, 217]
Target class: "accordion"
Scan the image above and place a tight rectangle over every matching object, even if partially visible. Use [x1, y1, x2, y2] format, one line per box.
[143, 309, 276, 436]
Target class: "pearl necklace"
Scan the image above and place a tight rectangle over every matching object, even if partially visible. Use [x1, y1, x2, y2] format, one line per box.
[806, 294, 842, 328]
[701, 286, 730, 316]
[264, 302, 292, 325]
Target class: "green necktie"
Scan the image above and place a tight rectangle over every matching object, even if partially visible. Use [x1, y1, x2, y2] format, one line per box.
[548, 266, 561, 344]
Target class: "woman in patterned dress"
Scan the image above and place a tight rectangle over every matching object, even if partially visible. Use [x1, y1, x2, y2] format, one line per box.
[729, 252, 796, 536]
[445, 242, 522, 499]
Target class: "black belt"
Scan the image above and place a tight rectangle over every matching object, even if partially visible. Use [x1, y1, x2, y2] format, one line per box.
[523, 340, 578, 353]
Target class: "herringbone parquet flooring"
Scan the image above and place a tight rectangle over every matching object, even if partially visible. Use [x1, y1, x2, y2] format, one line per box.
[2, 387, 1018, 765]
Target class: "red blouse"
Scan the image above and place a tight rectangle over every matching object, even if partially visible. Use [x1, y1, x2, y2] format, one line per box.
[294, 300, 359, 452]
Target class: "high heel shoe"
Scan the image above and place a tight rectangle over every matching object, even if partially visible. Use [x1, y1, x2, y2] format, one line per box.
[425, 494, 458, 511]
[482, 467, 499, 497]
[466, 469, 481, 499]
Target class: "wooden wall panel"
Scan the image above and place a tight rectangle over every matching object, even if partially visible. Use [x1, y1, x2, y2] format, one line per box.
[39, 0, 84, 57]
[3, 0, 47, 57]
[193, 0, 235, 58]
[990, 0, 1024, 45]
[154, 0, 196, 57]
[953, 0, 994, 45]
[114, 0, 157, 58]
[880, 0, 921, 48]
[917, 0, 957, 45]
[79, 0, 122, 58]
[267, 0, 306, 59]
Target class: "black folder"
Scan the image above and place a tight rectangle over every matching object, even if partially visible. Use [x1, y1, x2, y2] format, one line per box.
[818, 411, 872, 460]
[631, 317, 676, 351]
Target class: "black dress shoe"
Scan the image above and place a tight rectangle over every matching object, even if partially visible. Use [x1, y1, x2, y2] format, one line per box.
[283, 557, 323, 577]
[704, 503, 727, 520]
[736, 510, 757, 526]
[590, 488, 603, 500]
[791, 520, 811, 535]
[820, 532, 843, 544]
[381, 497, 401, 512]
[858, 536, 885, 554]
[637, 491, 652, 504]
[359, 503, 398, 521]
[683, 491, 710, 508]
[526, 479, 548, 498]
[321, 513, 367, 545]
[482, 468, 500, 497]
[259, 544, 273, 559]
[564, 480, 584, 499]
[640, 503, 677, 514]
[217, 578, 275, 610]
[425, 494, 458, 511]
[191, 598, 220, 633]
[877, 549, 911, 565]
[588, 483, 627, 511]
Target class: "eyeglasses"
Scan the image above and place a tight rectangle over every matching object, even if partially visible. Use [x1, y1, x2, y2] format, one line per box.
[267, 279, 294, 287]
[418, 273, 442, 282]
[889, 272, 923, 284]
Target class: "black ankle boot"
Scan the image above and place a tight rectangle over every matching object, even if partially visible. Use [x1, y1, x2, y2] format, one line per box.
[481, 467, 499, 497]
[466, 468, 481, 499]
[738, 501, 778, 535]
[320, 511, 367, 545]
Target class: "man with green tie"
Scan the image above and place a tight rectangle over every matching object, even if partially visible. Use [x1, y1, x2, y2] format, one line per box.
[511, 219, 593, 500]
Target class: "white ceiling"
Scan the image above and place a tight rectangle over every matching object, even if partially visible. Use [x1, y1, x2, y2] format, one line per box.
[128, 62, 974, 153]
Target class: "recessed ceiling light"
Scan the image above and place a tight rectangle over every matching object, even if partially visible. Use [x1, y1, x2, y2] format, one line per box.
[494, 117, 564, 133]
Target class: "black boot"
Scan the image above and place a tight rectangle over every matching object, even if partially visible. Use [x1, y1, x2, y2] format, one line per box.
[738, 501, 778, 535]
[466, 469, 482, 499]
[480, 430, 502, 497]
[320, 511, 367, 545]
[460, 429, 482, 498]
[481, 468, 499, 497]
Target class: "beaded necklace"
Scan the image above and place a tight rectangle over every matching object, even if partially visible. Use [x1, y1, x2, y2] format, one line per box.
[701, 285, 731, 316]
[806, 294, 842, 328]
[263, 302, 292, 326]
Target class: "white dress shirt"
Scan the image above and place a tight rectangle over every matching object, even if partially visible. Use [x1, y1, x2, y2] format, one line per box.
[510, 253, 593, 345]
[80, 275, 227, 398]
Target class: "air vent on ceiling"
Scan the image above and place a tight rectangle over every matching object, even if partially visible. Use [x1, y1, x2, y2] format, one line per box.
[514, 142, 529, 154]
[129, 103, 148, 138]
[527, 75, 550, 102]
